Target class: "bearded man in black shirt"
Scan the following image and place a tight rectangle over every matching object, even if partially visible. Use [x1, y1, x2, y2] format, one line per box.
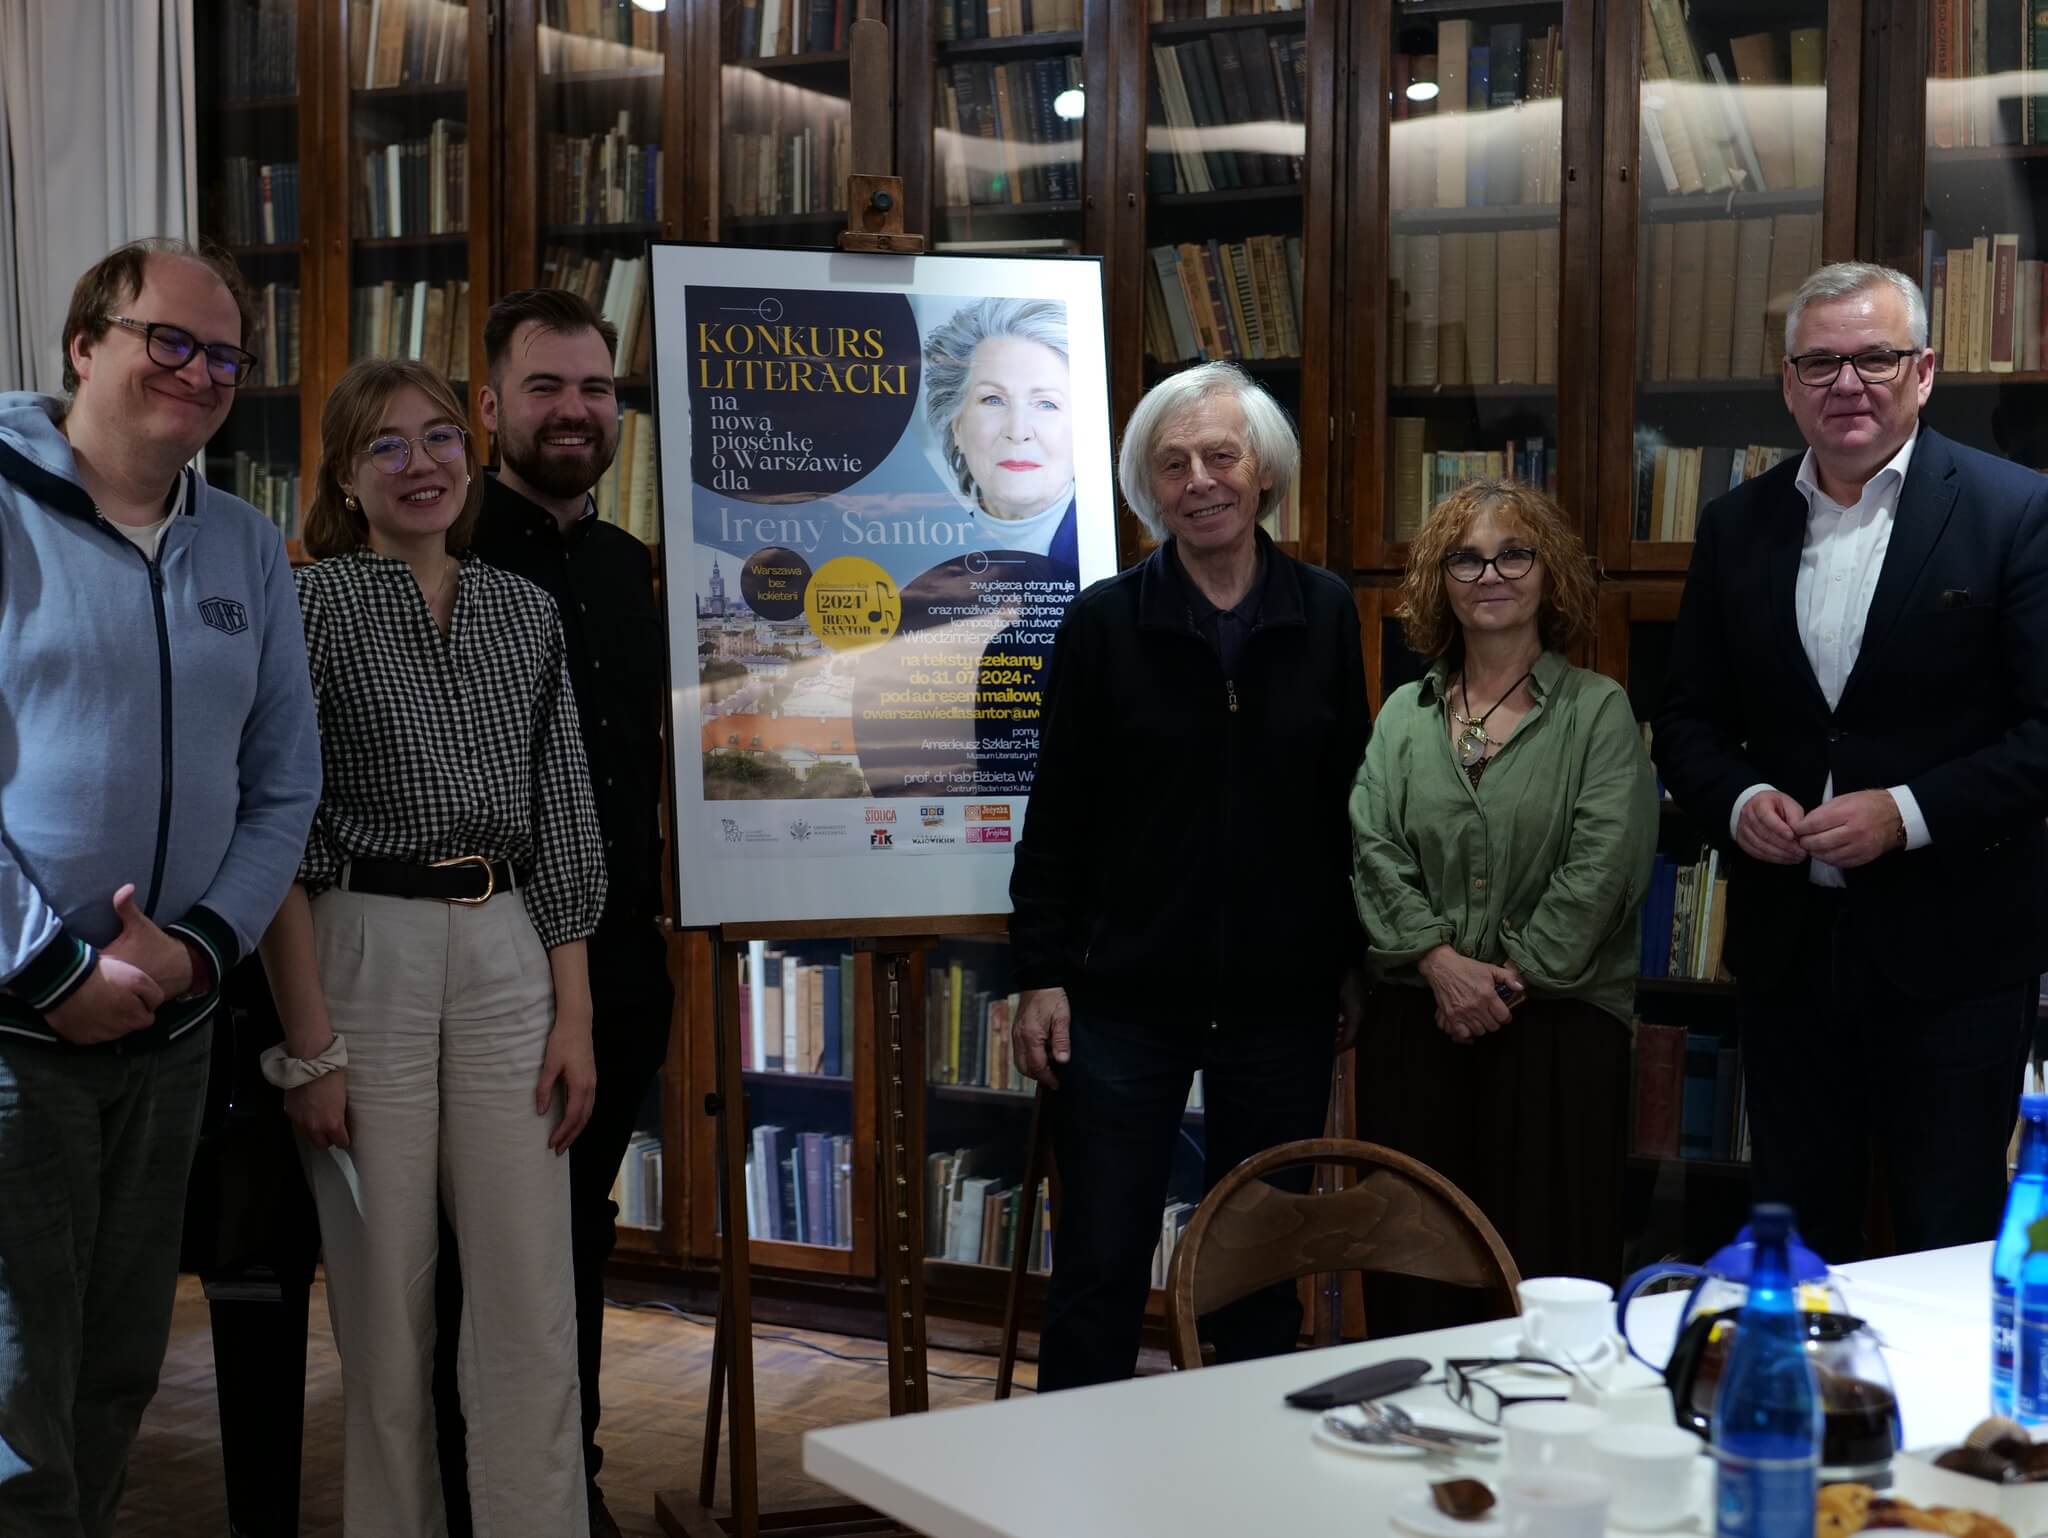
[433, 288, 673, 1538]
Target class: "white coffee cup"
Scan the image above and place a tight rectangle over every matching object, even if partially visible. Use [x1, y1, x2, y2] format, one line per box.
[1518, 1276, 1617, 1361]
[1502, 1400, 1605, 1475]
[1500, 1470, 1614, 1538]
[1591, 1425, 1704, 1530]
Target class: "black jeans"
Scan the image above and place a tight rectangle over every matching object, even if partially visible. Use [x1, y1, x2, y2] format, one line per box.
[1037, 1008, 1334, 1393]
[1739, 887, 2034, 1264]
[434, 919, 673, 1525]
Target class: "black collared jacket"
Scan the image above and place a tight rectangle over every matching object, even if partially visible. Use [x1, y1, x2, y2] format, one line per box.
[471, 474, 667, 929]
[1009, 530, 1371, 1027]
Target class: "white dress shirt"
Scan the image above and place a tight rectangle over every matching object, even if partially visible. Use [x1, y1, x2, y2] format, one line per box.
[1729, 429, 1932, 885]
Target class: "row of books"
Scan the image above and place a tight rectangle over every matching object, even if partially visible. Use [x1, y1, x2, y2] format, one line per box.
[1387, 428, 1559, 544]
[1639, 9, 1823, 198]
[538, 248, 653, 375]
[220, 0, 298, 99]
[593, 410, 662, 547]
[1642, 215, 1818, 384]
[224, 453, 301, 540]
[1144, 31, 1307, 196]
[939, 0, 1084, 40]
[742, 944, 856, 1077]
[926, 1151, 1052, 1271]
[1927, 0, 2048, 149]
[612, 1130, 664, 1230]
[352, 0, 470, 91]
[1390, 229, 1558, 388]
[1142, 236, 1303, 364]
[722, 71, 850, 218]
[938, 58, 1084, 207]
[540, 0, 662, 74]
[1632, 443, 1795, 544]
[348, 279, 473, 384]
[1149, 0, 1300, 16]
[927, 961, 1027, 1092]
[747, 1125, 854, 1248]
[354, 125, 468, 239]
[1390, 22, 1564, 212]
[217, 159, 301, 247]
[1640, 847, 1731, 983]
[250, 282, 304, 388]
[1927, 234, 2048, 375]
[546, 115, 664, 227]
[730, 0, 847, 60]
[1631, 1023, 1750, 1163]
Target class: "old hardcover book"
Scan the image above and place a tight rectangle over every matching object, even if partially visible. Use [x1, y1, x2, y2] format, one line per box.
[1436, 19, 1471, 208]
[1647, 222, 1676, 380]
[1495, 228, 1538, 384]
[1729, 218, 1775, 377]
[1403, 234, 1443, 386]
[1534, 228, 1558, 384]
[1666, 219, 1709, 380]
[1466, 230, 1499, 384]
[1697, 219, 1739, 379]
[1439, 232, 1470, 385]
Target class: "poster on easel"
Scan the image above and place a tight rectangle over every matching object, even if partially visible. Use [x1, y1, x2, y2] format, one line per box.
[648, 244, 1117, 927]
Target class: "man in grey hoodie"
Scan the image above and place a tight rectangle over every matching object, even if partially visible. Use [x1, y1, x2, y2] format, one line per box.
[0, 239, 321, 1535]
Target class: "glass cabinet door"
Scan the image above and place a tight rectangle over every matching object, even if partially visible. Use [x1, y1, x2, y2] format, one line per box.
[198, 0, 308, 541]
[1623, 1, 1825, 570]
[720, 0, 854, 247]
[1382, 0, 1567, 559]
[1142, 0, 1308, 547]
[1916, 3, 2048, 470]
[343, 1, 479, 391]
[534, 0, 669, 544]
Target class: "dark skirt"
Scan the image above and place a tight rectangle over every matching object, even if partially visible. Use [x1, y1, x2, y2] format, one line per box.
[1355, 982, 1630, 1336]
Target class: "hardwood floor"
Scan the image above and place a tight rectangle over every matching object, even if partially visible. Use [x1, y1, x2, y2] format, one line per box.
[119, 1276, 1038, 1536]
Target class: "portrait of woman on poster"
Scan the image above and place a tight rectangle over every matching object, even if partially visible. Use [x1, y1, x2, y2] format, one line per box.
[921, 295, 1078, 566]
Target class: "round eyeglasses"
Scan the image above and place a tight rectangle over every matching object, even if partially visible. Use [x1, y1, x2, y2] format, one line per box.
[108, 316, 258, 388]
[1443, 547, 1537, 584]
[359, 426, 469, 476]
[1787, 348, 1921, 388]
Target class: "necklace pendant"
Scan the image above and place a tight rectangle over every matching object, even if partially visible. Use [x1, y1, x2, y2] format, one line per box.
[1456, 726, 1489, 767]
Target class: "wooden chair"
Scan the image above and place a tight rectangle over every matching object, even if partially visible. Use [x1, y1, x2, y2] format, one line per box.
[1164, 1138, 1522, 1369]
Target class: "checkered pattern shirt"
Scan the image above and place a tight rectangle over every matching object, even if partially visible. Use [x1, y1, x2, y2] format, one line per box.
[294, 549, 607, 949]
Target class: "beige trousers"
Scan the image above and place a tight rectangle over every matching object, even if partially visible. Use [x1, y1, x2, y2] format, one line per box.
[305, 888, 587, 1538]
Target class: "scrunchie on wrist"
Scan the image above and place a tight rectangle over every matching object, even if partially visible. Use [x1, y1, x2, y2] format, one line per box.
[259, 1035, 348, 1090]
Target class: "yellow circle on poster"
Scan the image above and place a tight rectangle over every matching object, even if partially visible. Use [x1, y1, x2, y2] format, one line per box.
[803, 556, 902, 652]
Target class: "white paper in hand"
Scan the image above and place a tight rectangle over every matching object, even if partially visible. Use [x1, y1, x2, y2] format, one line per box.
[328, 1145, 366, 1219]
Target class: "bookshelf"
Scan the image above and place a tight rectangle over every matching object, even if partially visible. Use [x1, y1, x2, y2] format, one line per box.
[196, 0, 315, 542]
[1138, 1, 1321, 553]
[1595, 0, 1860, 574]
[320, 0, 492, 440]
[719, 0, 856, 241]
[1912, 3, 2048, 474]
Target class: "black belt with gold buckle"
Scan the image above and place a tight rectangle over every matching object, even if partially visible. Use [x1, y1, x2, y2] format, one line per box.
[343, 855, 515, 905]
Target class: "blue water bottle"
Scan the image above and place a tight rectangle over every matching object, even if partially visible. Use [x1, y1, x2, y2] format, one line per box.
[1995, 1094, 2048, 1418]
[1713, 1203, 1822, 1538]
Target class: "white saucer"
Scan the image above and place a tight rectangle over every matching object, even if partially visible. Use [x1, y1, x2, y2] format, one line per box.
[1389, 1486, 1505, 1538]
[1311, 1407, 1485, 1460]
[1487, 1332, 1621, 1374]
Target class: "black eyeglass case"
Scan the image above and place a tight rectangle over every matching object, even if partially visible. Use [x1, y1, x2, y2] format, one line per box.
[1284, 1357, 1431, 1410]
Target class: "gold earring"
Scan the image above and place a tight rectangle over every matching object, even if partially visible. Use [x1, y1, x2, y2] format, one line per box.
[344, 494, 359, 511]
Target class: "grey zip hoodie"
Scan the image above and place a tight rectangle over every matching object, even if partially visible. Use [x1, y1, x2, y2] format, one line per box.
[0, 391, 320, 1049]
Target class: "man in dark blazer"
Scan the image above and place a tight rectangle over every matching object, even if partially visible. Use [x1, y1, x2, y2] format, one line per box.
[1656, 261, 2048, 1264]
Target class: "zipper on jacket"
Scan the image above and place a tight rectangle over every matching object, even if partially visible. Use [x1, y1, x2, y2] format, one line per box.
[1225, 678, 1239, 713]
[97, 515, 177, 914]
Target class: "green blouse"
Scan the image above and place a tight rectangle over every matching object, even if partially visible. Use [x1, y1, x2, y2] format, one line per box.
[1349, 650, 1659, 1024]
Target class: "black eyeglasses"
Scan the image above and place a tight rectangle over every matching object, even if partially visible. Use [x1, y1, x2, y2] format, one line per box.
[1787, 347, 1921, 388]
[359, 426, 469, 476]
[108, 316, 258, 388]
[1443, 1357, 1574, 1425]
[1443, 547, 1538, 584]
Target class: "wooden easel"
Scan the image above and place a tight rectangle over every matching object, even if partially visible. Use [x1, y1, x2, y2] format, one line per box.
[656, 925, 946, 1538]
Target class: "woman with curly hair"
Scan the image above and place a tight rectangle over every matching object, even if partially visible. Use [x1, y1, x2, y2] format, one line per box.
[1350, 479, 1655, 1321]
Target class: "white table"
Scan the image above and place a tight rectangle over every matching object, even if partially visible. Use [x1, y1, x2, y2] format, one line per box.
[802, 1244, 1994, 1538]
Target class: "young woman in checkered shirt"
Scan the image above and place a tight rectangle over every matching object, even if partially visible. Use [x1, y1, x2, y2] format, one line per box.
[257, 357, 607, 1537]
